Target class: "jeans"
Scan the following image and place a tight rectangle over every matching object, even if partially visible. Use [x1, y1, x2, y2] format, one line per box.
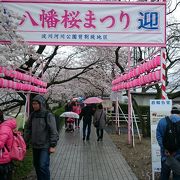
[161, 159, 180, 180]
[33, 148, 50, 180]
[96, 129, 103, 139]
[83, 120, 91, 139]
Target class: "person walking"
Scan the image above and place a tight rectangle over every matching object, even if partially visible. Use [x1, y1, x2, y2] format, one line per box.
[93, 104, 106, 141]
[72, 101, 81, 128]
[26, 95, 59, 180]
[156, 104, 180, 180]
[64, 100, 72, 128]
[79, 104, 95, 141]
[0, 110, 17, 180]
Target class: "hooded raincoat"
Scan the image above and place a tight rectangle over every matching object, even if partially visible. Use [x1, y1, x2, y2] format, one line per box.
[27, 95, 59, 149]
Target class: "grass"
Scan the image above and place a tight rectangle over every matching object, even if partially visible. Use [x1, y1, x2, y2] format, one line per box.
[13, 106, 65, 180]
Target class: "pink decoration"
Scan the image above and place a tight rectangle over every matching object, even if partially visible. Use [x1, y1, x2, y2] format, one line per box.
[8, 80, 13, 88]
[124, 74, 128, 81]
[0, 78, 3, 87]
[139, 66, 143, 74]
[132, 79, 137, 87]
[154, 55, 161, 67]
[155, 70, 161, 80]
[127, 72, 131, 80]
[147, 72, 153, 83]
[129, 81, 133, 88]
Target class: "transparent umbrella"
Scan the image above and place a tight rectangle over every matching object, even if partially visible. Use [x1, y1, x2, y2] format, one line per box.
[60, 111, 79, 119]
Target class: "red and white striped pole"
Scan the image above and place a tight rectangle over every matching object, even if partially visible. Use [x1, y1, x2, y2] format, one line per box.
[160, 48, 167, 99]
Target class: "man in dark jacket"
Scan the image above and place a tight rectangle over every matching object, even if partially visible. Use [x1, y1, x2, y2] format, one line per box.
[79, 104, 95, 141]
[156, 104, 180, 180]
[26, 95, 59, 180]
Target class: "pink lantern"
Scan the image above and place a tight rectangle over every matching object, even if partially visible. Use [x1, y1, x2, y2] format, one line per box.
[148, 72, 153, 83]
[8, 80, 13, 88]
[126, 82, 130, 89]
[15, 82, 20, 90]
[154, 55, 161, 67]
[139, 65, 143, 74]
[0, 66, 2, 73]
[123, 74, 127, 81]
[0, 78, 3, 87]
[151, 72, 156, 81]
[145, 62, 149, 71]
[112, 86, 116, 91]
[132, 79, 136, 87]
[129, 81, 133, 88]
[139, 76, 144, 85]
[147, 60, 153, 70]
[144, 75, 149, 84]
[127, 72, 131, 80]
[31, 86, 35, 92]
[155, 70, 161, 81]
[135, 67, 140, 76]
[2, 79, 8, 88]
[44, 89, 47, 93]
[26, 75, 31, 81]
[5, 69, 11, 77]
[18, 83, 23, 90]
[136, 79, 140, 86]
[152, 56, 160, 68]
[130, 70, 134, 79]
[23, 74, 28, 81]
[132, 69, 135, 77]
[8, 70, 14, 78]
[13, 82, 17, 89]
[142, 63, 147, 73]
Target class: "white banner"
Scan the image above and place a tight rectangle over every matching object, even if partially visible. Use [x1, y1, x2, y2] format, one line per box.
[150, 99, 172, 179]
[1, 1, 166, 47]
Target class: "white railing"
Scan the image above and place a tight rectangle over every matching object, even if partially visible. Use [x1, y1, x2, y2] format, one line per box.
[107, 113, 147, 123]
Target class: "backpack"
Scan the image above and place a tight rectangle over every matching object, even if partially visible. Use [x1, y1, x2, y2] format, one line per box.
[163, 116, 180, 153]
[30, 110, 59, 132]
[8, 131, 26, 161]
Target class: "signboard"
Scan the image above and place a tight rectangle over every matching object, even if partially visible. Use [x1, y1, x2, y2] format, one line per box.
[150, 99, 172, 180]
[1, 1, 166, 47]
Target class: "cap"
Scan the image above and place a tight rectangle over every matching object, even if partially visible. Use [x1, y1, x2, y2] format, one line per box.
[171, 104, 180, 114]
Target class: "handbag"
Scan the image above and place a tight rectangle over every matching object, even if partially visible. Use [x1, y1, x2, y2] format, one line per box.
[94, 111, 103, 128]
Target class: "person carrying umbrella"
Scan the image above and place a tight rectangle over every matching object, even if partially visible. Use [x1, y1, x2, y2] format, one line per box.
[79, 104, 96, 141]
[93, 104, 107, 141]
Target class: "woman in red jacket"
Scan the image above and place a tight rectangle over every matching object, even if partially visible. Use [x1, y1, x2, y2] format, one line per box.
[72, 101, 81, 128]
[0, 110, 17, 180]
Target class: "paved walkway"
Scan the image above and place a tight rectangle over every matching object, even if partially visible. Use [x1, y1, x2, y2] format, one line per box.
[50, 123, 138, 180]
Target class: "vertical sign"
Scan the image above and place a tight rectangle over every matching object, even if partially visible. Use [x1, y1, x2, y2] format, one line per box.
[150, 99, 172, 180]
